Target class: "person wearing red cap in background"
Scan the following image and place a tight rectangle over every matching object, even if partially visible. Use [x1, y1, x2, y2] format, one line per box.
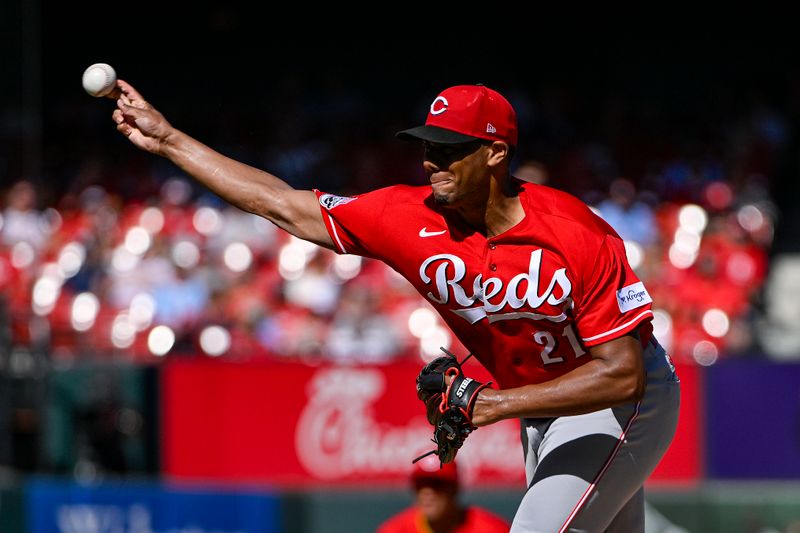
[110, 80, 680, 532]
[376, 457, 510, 533]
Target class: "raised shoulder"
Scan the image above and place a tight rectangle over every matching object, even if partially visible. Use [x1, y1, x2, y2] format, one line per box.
[522, 182, 613, 234]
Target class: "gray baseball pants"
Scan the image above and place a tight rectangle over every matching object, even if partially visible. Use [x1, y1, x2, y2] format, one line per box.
[510, 338, 681, 533]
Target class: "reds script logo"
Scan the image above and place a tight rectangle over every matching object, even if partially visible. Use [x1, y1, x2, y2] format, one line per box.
[419, 249, 572, 324]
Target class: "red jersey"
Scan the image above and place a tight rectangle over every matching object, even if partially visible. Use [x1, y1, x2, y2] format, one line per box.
[375, 506, 510, 533]
[316, 182, 654, 389]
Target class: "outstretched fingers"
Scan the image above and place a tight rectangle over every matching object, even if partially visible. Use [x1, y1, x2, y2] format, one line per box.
[116, 79, 146, 103]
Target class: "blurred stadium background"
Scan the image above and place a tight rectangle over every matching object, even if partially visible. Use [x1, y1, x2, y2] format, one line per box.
[2, 6, 800, 532]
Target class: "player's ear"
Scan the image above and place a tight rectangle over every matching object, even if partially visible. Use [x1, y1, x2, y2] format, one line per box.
[486, 141, 510, 168]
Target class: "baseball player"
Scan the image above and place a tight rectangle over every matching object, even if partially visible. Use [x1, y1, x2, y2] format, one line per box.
[111, 80, 680, 532]
[376, 456, 510, 533]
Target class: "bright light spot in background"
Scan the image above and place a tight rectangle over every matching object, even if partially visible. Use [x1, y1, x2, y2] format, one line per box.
[252, 215, 276, 236]
[726, 252, 756, 285]
[124, 226, 151, 256]
[651, 309, 673, 353]
[41, 262, 63, 280]
[129, 293, 156, 331]
[702, 308, 730, 338]
[420, 326, 452, 361]
[291, 236, 320, 257]
[171, 240, 201, 269]
[704, 181, 734, 211]
[737, 204, 765, 233]
[71, 292, 100, 331]
[278, 242, 308, 280]
[693, 340, 719, 366]
[111, 246, 141, 273]
[200, 325, 231, 357]
[58, 242, 86, 278]
[668, 243, 698, 269]
[148, 325, 175, 356]
[32, 274, 62, 316]
[623, 241, 644, 271]
[332, 254, 362, 281]
[43, 208, 62, 233]
[11, 242, 35, 269]
[162, 177, 192, 205]
[193, 206, 223, 236]
[669, 227, 702, 269]
[139, 207, 165, 234]
[111, 313, 136, 349]
[223, 242, 253, 273]
[408, 307, 438, 338]
[678, 204, 708, 234]
[673, 228, 702, 254]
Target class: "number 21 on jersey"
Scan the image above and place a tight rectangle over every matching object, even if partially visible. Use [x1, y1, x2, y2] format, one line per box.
[534, 324, 586, 365]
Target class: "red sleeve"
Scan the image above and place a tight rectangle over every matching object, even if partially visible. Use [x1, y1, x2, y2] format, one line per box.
[313, 188, 390, 257]
[574, 235, 653, 347]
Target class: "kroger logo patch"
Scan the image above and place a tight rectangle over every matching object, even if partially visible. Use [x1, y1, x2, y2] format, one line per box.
[616, 282, 652, 313]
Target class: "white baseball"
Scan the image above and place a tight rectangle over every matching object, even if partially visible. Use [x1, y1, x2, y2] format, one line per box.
[82, 63, 117, 97]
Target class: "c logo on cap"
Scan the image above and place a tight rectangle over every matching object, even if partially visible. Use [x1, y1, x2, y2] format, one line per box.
[430, 96, 449, 115]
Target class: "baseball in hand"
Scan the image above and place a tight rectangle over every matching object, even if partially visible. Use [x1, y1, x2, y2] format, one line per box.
[82, 63, 117, 97]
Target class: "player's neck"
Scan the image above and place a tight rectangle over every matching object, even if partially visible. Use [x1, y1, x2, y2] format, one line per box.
[457, 176, 524, 238]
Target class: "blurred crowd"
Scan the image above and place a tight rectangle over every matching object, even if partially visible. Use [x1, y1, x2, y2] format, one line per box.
[0, 176, 436, 366]
[0, 151, 780, 368]
[2, 66, 796, 368]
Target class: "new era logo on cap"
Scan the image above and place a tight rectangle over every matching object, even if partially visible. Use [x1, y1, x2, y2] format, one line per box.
[397, 85, 518, 146]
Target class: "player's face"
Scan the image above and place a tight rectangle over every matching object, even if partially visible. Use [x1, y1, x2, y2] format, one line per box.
[422, 140, 490, 208]
[414, 480, 458, 521]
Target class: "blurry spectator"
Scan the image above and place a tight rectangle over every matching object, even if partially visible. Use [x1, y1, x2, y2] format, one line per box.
[324, 283, 403, 364]
[0, 78, 785, 367]
[376, 457, 510, 533]
[514, 159, 549, 185]
[758, 255, 800, 359]
[107, 235, 175, 310]
[595, 178, 658, 246]
[282, 246, 342, 316]
[265, 309, 329, 361]
[152, 260, 210, 332]
[1, 180, 49, 251]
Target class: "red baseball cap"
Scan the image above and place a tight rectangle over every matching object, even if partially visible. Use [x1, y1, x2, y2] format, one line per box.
[397, 84, 518, 147]
[411, 455, 459, 487]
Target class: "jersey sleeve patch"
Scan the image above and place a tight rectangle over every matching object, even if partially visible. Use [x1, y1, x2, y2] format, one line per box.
[319, 193, 356, 210]
[616, 281, 652, 313]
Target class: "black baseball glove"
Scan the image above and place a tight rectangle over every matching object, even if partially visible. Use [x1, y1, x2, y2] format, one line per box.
[414, 348, 492, 465]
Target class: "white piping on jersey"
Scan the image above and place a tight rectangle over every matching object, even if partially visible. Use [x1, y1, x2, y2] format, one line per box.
[581, 310, 653, 343]
[451, 307, 567, 325]
[559, 401, 641, 532]
[327, 214, 347, 254]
